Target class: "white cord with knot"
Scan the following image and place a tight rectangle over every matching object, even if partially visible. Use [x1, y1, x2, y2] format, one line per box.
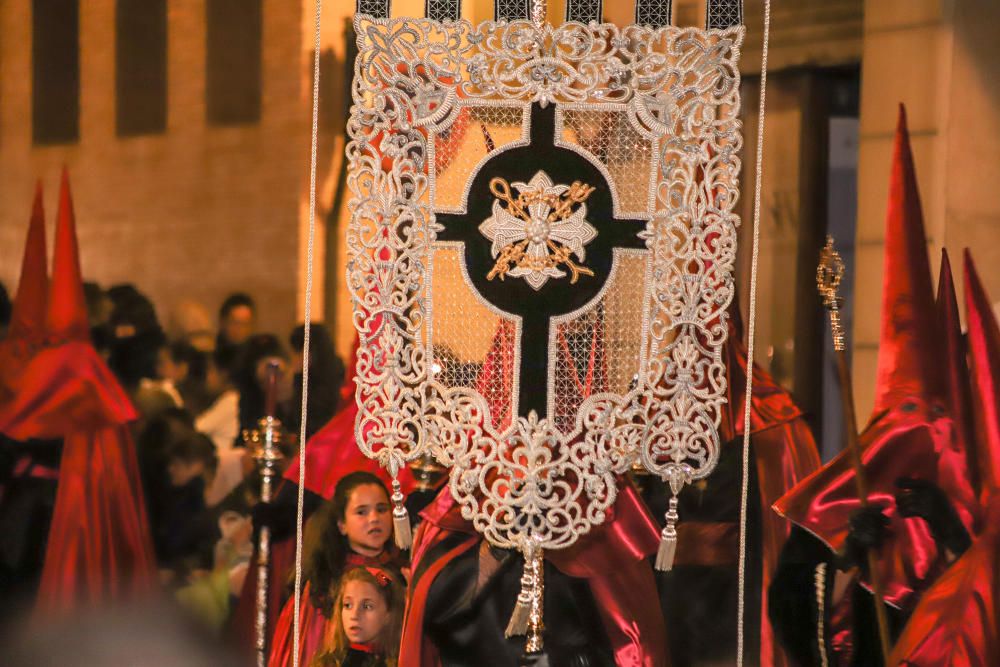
[292, 0, 324, 665]
[736, 1, 771, 666]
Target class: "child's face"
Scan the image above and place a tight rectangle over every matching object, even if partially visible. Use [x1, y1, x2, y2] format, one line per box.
[341, 580, 390, 645]
[337, 484, 392, 557]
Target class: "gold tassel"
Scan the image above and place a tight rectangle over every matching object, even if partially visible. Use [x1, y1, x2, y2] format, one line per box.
[390, 478, 412, 550]
[506, 541, 542, 638]
[655, 496, 679, 572]
[505, 561, 534, 637]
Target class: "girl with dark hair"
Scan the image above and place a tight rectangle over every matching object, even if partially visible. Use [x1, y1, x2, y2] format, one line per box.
[314, 567, 405, 667]
[268, 472, 401, 667]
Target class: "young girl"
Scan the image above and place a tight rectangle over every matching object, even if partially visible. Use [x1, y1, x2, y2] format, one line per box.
[268, 472, 400, 667]
[314, 567, 405, 666]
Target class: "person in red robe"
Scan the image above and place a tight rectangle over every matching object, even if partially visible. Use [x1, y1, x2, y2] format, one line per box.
[400, 319, 669, 667]
[0, 183, 55, 617]
[886, 251, 1000, 666]
[770, 107, 978, 666]
[0, 171, 156, 615]
[644, 299, 821, 666]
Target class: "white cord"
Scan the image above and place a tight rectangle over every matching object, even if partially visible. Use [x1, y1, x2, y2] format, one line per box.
[736, 1, 770, 665]
[291, 1, 323, 665]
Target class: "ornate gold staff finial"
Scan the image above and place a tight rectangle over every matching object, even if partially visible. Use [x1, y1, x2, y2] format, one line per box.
[816, 236, 846, 352]
[815, 236, 892, 663]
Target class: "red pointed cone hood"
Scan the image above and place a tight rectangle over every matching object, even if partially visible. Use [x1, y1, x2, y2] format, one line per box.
[47, 168, 90, 342]
[871, 105, 943, 416]
[938, 249, 978, 493]
[7, 181, 48, 344]
[963, 250, 1000, 496]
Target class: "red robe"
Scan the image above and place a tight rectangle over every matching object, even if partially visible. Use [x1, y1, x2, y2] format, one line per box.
[0, 326, 156, 613]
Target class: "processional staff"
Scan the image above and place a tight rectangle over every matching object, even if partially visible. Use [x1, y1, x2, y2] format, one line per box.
[816, 236, 892, 663]
[244, 360, 285, 667]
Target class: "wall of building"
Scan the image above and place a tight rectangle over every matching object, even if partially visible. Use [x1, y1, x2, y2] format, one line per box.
[852, 0, 1000, 421]
[0, 0, 308, 339]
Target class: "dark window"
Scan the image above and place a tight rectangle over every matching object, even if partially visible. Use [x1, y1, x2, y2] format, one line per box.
[116, 0, 167, 136]
[32, 0, 80, 144]
[206, 0, 262, 125]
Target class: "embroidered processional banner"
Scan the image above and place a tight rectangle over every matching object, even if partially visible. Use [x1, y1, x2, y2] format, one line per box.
[347, 0, 745, 556]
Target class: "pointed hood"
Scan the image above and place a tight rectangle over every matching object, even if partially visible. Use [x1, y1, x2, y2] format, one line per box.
[871, 105, 943, 416]
[937, 250, 979, 497]
[47, 168, 90, 342]
[7, 182, 49, 344]
[964, 250, 1000, 497]
[774, 107, 977, 608]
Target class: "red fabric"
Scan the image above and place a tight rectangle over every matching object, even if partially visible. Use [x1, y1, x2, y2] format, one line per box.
[47, 169, 90, 343]
[398, 517, 479, 667]
[0, 342, 136, 440]
[965, 252, 1000, 502]
[938, 250, 981, 521]
[268, 581, 327, 667]
[228, 533, 296, 659]
[754, 419, 822, 666]
[775, 106, 978, 609]
[36, 424, 156, 613]
[882, 250, 1000, 665]
[0, 182, 48, 397]
[723, 303, 822, 667]
[889, 496, 1000, 666]
[871, 105, 944, 417]
[282, 403, 416, 500]
[547, 481, 666, 667]
[776, 401, 965, 606]
[0, 169, 155, 614]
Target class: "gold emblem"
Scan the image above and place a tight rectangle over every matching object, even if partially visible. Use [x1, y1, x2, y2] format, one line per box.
[479, 172, 597, 290]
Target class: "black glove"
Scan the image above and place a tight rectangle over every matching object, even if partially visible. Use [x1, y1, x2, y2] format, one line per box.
[895, 476, 971, 557]
[837, 504, 889, 572]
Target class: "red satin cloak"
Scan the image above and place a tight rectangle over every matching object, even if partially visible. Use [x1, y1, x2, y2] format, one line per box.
[399, 481, 668, 667]
[774, 399, 974, 607]
[721, 312, 822, 667]
[0, 342, 156, 612]
[888, 496, 1000, 666]
[282, 403, 416, 500]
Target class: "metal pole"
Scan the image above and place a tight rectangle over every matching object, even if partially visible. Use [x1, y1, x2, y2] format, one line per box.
[251, 361, 284, 667]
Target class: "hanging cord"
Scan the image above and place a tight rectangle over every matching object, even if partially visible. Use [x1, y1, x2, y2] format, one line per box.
[292, 1, 324, 666]
[736, 1, 770, 666]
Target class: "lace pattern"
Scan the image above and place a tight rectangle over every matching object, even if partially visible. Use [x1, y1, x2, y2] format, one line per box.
[347, 15, 744, 550]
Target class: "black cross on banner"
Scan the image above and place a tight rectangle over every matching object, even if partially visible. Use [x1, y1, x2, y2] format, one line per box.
[435, 104, 646, 419]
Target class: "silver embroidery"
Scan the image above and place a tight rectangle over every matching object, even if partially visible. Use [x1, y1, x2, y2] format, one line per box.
[479, 171, 598, 290]
[347, 15, 744, 551]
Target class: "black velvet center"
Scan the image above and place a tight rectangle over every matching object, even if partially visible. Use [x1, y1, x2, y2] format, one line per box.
[435, 103, 646, 418]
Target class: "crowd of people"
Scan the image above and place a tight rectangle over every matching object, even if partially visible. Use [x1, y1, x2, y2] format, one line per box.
[84, 287, 357, 634]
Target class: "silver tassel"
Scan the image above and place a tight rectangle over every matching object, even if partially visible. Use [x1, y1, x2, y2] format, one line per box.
[655, 495, 679, 571]
[390, 478, 412, 549]
[506, 542, 542, 638]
